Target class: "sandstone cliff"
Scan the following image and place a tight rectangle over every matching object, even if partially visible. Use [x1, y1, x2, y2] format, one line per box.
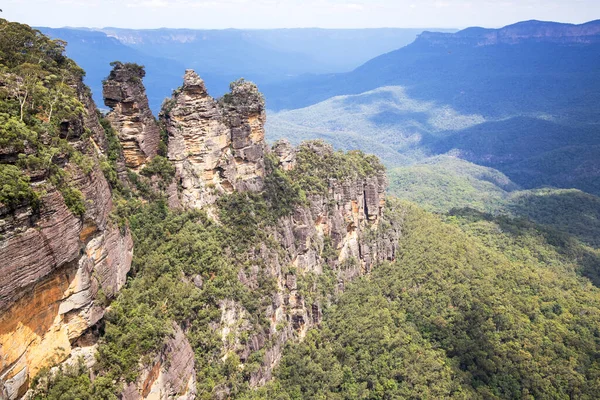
[121, 324, 196, 400]
[103, 62, 161, 170]
[153, 72, 399, 392]
[210, 140, 402, 388]
[160, 70, 265, 209]
[0, 27, 133, 398]
[1, 26, 401, 397]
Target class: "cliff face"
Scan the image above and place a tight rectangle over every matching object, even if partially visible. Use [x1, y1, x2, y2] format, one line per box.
[0, 93, 133, 399]
[121, 324, 196, 400]
[1, 24, 400, 397]
[103, 62, 161, 170]
[0, 21, 134, 398]
[161, 70, 265, 209]
[207, 140, 401, 388]
[154, 72, 399, 391]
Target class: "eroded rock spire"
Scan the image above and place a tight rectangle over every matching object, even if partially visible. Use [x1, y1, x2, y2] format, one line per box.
[103, 62, 160, 170]
[161, 70, 266, 209]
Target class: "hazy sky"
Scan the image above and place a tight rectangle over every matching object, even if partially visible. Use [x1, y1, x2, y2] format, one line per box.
[5, 0, 600, 29]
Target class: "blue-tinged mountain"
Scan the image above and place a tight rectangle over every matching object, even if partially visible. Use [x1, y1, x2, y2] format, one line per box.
[264, 20, 600, 113]
[265, 20, 600, 196]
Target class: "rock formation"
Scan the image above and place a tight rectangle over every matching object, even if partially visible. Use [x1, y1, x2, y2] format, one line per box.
[0, 74, 133, 400]
[218, 141, 401, 386]
[103, 62, 161, 170]
[271, 140, 296, 171]
[1, 35, 399, 396]
[161, 70, 266, 209]
[121, 324, 196, 400]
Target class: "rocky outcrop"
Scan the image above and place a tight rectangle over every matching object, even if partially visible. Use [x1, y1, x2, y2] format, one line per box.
[161, 70, 266, 209]
[103, 62, 160, 170]
[0, 84, 133, 399]
[221, 141, 402, 388]
[273, 141, 393, 272]
[121, 324, 196, 400]
[272, 140, 296, 171]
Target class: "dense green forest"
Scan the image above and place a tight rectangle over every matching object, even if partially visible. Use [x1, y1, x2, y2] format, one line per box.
[0, 18, 91, 215]
[247, 203, 600, 399]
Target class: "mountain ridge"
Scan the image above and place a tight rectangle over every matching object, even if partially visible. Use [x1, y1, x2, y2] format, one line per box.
[417, 19, 600, 46]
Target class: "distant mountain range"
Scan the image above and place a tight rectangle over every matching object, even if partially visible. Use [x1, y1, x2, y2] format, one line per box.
[266, 20, 600, 198]
[263, 20, 600, 112]
[38, 27, 454, 112]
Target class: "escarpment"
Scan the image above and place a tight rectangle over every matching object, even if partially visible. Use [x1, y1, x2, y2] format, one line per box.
[96, 69, 401, 395]
[103, 62, 161, 170]
[160, 70, 266, 209]
[0, 87, 133, 400]
[236, 141, 401, 385]
[0, 20, 134, 399]
[275, 142, 394, 277]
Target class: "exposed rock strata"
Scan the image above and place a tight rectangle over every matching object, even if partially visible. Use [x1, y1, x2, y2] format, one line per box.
[271, 139, 296, 171]
[103, 62, 160, 170]
[2, 61, 400, 398]
[0, 85, 133, 399]
[161, 70, 266, 209]
[121, 324, 196, 400]
[221, 141, 401, 387]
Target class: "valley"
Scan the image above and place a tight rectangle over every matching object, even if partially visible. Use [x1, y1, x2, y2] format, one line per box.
[1, 14, 600, 400]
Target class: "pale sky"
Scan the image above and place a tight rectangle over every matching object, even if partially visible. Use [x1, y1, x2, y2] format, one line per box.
[5, 0, 600, 29]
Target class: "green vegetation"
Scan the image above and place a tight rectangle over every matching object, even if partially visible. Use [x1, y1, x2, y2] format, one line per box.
[0, 19, 92, 216]
[446, 207, 600, 286]
[260, 202, 600, 399]
[388, 156, 516, 212]
[30, 359, 117, 400]
[0, 164, 40, 209]
[30, 141, 389, 398]
[36, 200, 273, 398]
[505, 188, 600, 248]
[289, 140, 385, 195]
[106, 61, 145, 82]
[98, 112, 123, 189]
[388, 157, 600, 250]
[140, 155, 175, 182]
[58, 184, 86, 216]
[263, 154, 307, 218]
[16, 19, 600, 400]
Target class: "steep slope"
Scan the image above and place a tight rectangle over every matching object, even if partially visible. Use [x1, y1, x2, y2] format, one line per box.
[24, 59, 401, 399]
[252, 203, 600, 399]
[0, 20, 133, 399]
